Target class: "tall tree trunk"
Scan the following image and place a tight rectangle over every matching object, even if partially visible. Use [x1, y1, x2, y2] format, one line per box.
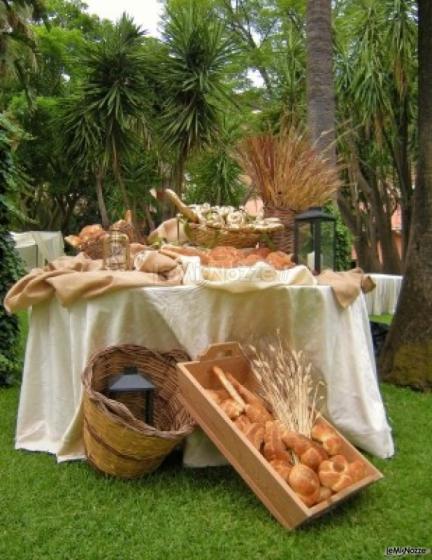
[306, 0, 336, 165]
[95, 171, 109, 229]
[379, 0, 432, 390]
[173, 147, 188, 197]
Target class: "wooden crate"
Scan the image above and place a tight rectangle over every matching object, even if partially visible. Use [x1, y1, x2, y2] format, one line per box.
[177, 342, 383, 529]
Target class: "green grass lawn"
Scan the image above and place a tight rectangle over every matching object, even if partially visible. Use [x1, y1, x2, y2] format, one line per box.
[1, 317, 431, 560]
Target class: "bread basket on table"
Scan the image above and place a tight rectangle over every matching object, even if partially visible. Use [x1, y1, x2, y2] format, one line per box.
[82, 344, 195, 479]
[164, 189, 283, 249]
[65, 212, 138, 260]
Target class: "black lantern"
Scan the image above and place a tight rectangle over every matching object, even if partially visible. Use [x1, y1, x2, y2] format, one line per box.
[108, 366, 155, 425]
[294, 207, 336, 274]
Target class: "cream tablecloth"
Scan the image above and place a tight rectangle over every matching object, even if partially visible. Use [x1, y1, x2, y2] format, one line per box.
[365, 273, 403, 315]
[15, 284, 394, 462]
[12, 231, 64, 270]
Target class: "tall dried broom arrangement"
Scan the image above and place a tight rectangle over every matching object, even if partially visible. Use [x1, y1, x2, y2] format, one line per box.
[235, 127, 341, 211]
[249, 336, 325, 439]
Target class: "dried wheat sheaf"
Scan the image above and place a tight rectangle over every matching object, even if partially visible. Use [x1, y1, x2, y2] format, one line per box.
[235, 127, 341, 211]
[249, 336, 325, 438]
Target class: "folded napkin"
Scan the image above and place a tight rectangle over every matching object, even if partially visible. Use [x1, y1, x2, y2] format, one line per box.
[317, 268, 375, 309]
[4, 252, 183, 312]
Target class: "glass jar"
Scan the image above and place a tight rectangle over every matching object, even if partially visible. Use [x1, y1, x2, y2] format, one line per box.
[102, 227, 130, 271]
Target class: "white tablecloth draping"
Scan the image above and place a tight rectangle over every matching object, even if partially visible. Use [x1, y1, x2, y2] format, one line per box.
[11, 231, 64, 270]
[15, 284, 394, 463]
[365, 273, 403, 315]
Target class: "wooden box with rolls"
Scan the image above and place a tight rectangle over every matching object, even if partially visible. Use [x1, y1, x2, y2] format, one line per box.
[177, 342, 383, 529]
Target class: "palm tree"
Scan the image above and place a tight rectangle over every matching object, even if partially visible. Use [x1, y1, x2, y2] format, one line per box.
[61, 14, 151, 227]
[306, 0, 336, 164]
[156, 1, 236, 195]
[379, 0, 432, 390]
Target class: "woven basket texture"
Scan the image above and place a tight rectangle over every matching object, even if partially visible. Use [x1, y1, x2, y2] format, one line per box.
[82, 344, 194, 479]
[264, 205, 297, 253]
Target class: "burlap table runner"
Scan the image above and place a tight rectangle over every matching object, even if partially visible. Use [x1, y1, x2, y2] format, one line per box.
[4, 250, 183, 313]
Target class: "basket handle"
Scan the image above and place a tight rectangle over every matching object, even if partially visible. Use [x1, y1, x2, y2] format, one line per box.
[198, 342, 244, 361]
[164, 189, 200, 223]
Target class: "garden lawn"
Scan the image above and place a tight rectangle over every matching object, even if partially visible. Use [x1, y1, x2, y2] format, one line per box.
[1, 316, 431, 560]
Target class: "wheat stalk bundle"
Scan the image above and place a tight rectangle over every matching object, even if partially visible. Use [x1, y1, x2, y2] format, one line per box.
[249, 336, 325, 439]
[235, 127, 341, 211]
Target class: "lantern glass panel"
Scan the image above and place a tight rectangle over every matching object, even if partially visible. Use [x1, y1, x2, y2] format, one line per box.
[320, 221, 336, 270]
[297, 221, 313, 267]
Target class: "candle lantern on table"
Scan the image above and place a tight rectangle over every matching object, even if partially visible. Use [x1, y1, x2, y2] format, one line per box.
[294, 207, 336, 274]
[103, 226, 130, 270]
[107, 366, 156, 425]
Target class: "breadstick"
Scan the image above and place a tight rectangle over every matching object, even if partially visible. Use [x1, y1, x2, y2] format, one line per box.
[225, 372, 266, 407]
[212, 366, 246, 410]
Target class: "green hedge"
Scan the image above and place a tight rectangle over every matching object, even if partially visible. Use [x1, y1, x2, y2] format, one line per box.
[0, 115, 26, 385]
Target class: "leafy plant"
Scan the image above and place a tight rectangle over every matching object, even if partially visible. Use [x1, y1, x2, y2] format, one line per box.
[61, 14, 151, 227]
[0, 113, 26, 384]
[156, 0, 236, 194]
[185, 117, 245, 206]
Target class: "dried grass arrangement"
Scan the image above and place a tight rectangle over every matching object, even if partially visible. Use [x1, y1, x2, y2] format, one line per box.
[249, 336, 325, 439]
[235, 127, 341, 211]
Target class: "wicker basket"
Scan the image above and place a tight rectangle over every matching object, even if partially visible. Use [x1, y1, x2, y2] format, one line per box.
[82, 344, 195, 479]
[165, 189, 282, 249]
[263, 205, 297, 254]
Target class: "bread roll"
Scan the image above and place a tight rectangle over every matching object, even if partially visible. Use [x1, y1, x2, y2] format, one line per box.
[318, 454, 353, 492]
[270, 459, 292, 482]
[311, 420, 343, 456]
[300, 443, 328, 471]
[288, 464, 320, 507]
[348, 460, 366, 483]
[80, 224, 103, 241]
[233, 414, 251, 431]
[245, 403, 273, 424]
[281, 430, 312, 456]
[243, 423, 265, 450]
[219, 398, 243, 420]
[318, 486, 332, 502]
[263, 421, 285, 461]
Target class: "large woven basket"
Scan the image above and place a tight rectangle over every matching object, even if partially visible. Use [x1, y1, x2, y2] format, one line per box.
[264, 204, 297, 254]
[165, 189, 282, 249]
[82, 344, 195, 479]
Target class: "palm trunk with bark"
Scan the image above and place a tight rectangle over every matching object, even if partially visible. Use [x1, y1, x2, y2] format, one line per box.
[379, 0, 432, 390]
[95, 170, 109, 229]
[306, 0, 336, 166]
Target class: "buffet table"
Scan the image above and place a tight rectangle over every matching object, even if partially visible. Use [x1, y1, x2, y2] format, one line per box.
[365, 273, 403, 316]
[16, 284, 394, 462]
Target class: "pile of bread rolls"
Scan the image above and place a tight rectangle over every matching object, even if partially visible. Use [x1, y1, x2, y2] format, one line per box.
[65, 217, 136, 256]
[206, 366, 366, 508]
[161, 245, 295, 270]
[65, 224, 109, 251]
